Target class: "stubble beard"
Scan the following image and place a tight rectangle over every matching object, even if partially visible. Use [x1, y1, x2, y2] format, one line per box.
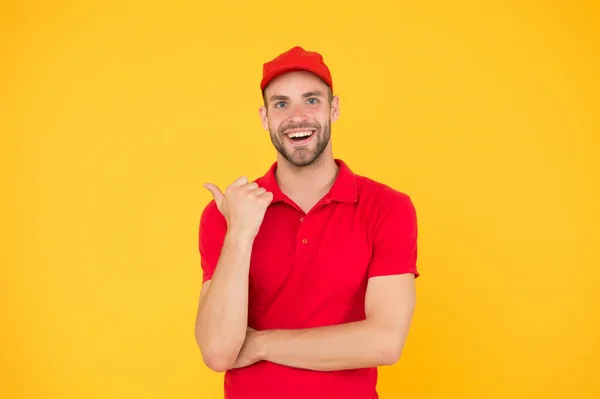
[270, 120, 331, 169]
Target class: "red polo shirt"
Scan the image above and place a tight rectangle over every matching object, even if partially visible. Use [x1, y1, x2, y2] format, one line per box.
[198, 159, 418, 399]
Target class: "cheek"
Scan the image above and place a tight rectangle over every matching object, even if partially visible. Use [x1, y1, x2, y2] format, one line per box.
[268, 114, 285, 129]
[269, 118, 282, 131]
[315, 107, 331, 121]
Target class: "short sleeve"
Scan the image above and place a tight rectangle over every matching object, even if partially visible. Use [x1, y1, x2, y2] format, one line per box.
[368, 189, 419, 279]
[198, 200, 227, 283]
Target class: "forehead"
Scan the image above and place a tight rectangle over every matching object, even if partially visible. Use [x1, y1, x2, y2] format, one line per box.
[264, 71, 329, 97]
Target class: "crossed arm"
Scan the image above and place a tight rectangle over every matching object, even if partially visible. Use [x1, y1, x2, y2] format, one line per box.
[197, 190, 418, 373]
[232, 273, 416, 372]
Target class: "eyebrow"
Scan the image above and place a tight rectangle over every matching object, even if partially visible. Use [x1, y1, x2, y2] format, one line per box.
[268, 94, 290, 103]
[302, 90, 324, 98]
[268, 91, 325, 103]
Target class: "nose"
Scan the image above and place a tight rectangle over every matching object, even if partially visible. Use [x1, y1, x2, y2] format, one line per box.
[287, 102, 309, 122]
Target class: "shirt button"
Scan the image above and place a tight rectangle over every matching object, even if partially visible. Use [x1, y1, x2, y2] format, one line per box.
[300, 217, 304, 222]
[302, 238, 308, 244]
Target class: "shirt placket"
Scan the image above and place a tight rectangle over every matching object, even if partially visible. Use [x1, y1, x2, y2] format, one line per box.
[296, 212, 313, 268]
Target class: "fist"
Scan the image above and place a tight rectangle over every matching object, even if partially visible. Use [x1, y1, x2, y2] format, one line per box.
[203, 176, 273, 240]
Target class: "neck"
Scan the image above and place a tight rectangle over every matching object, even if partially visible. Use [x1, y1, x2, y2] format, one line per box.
[275, 153, 339, 207]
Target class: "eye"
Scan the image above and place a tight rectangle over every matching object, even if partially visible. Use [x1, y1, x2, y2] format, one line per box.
[306, 97, 319, 105]
[274, 101, 287, 108]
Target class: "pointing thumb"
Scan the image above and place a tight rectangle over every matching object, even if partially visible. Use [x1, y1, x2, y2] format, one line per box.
[203, 183, 224, 205]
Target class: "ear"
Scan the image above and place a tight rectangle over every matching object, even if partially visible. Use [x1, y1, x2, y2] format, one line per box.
[258, 105, 269, 130]
[330, 95, 340, 123]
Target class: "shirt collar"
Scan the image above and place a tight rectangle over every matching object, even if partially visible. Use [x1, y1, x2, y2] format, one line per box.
[258, 159, 358, 205]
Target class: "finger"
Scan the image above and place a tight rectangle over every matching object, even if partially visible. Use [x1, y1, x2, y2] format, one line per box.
[229, 176, 249, 189]
[260, 191, 274, 204]
[251, 187, 267, 196]
[241, 182, 259, 192]
[203, 183, 224, 203]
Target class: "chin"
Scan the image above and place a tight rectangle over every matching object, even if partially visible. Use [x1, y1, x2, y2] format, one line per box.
[286, 152, 321, 168]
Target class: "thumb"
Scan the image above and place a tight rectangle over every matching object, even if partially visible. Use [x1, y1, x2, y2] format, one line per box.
[203, 183, 224, 205]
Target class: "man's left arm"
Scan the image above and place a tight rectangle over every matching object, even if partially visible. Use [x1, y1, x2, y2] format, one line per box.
[255, 273, 415, 371]
[236, 191, 419, 372]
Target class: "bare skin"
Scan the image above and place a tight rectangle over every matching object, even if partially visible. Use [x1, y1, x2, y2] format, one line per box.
[195, 177, 273, 372]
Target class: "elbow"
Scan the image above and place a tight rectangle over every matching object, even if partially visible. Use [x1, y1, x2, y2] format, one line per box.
[378, 333, 405, 366]
[196, 335, 243, 373]
[198, 343, 239, 372]
[377, 321, 411, 366]
[381, 343, 403, 366]
[201, 351, 235, 373]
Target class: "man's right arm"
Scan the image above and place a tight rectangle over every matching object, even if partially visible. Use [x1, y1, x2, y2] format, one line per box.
[194, 177, 273, 372]
[194, 201, 256, 372]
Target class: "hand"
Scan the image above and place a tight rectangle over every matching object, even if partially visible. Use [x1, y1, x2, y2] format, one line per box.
[203, 176, 273, 240]
[231, 327, 267, 370]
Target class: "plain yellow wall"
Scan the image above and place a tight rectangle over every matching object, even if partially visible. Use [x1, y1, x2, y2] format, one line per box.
[2, 1, 599, 398]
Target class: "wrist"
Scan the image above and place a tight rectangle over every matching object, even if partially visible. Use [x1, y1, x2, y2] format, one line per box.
[254, 330, 273, 362]
[225, 228, 256, 247]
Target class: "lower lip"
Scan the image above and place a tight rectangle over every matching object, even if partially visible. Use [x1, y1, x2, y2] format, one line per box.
[286, 132, 315, 146]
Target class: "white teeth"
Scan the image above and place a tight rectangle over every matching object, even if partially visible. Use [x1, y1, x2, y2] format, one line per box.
[287, 130, 313, 138]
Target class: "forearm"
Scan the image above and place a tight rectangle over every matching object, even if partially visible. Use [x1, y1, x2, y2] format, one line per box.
[260, 319, 405, 372]
[196, 231, 253, 371]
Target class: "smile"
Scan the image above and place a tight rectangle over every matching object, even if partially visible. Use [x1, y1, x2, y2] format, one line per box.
[285, 129, 315, 142]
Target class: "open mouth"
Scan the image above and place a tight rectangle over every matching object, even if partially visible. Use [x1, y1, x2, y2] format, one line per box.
[285, 129, 316, 144]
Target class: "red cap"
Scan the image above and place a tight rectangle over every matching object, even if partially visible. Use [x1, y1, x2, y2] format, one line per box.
[260, 46, 333, 93]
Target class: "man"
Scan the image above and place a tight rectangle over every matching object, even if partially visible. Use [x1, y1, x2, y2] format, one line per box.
[195, 46, 419, 399]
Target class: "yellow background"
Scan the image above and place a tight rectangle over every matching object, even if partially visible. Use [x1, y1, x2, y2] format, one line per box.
[2, 1, 599, 398]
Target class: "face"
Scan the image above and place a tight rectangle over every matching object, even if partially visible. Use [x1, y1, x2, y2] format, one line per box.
[259, 71, 340, 168]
